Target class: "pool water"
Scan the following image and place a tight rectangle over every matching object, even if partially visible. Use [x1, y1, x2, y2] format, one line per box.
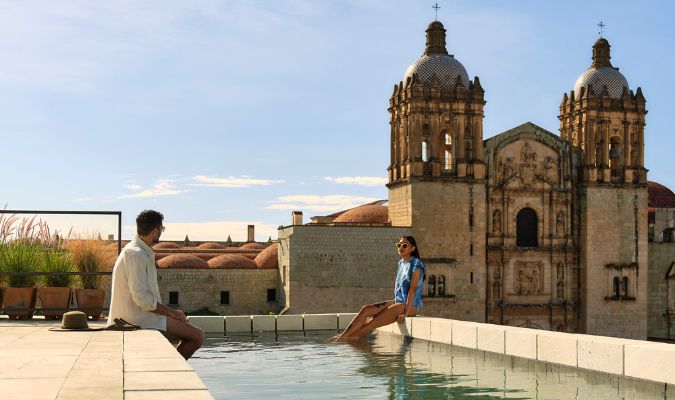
[189, 331, 669, 400]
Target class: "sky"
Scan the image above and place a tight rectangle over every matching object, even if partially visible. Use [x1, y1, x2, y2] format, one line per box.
[1, 0, 673, 241]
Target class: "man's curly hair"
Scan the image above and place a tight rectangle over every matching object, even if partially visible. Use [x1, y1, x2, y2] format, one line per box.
[136, 209, 164, 236]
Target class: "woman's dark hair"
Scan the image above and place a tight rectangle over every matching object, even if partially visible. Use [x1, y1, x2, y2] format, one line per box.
[402, 235, 421, 260]
[136, 209, 164, 236]
[402, 235, 424, 281]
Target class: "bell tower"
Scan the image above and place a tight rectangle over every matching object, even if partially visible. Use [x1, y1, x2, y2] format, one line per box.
[559, 38, 647, 185]
[559, 37, 648, 338]
[387, 21, 487, 322]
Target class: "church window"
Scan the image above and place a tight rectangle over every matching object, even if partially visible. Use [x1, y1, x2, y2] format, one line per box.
[613, 277, 621, 298]
[427, 275, 436, 297]
[557, 281, 565, 299]
[444, 133, 453, 170]
[516, 208, 538, 247]
[622, 277, 629, 298]
[438, 275, 445, 296]
[422, 140, 429, 162]
[609, 136, 622, 176]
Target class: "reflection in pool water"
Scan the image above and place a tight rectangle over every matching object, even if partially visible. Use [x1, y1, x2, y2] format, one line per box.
[189, 331, 667, 400]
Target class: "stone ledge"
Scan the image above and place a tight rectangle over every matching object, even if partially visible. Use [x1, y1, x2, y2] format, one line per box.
[187, 316, 224, 333]
[377, 316, 674, 385]
[0, 323, 214, 400]
[304, 314, 338, 330]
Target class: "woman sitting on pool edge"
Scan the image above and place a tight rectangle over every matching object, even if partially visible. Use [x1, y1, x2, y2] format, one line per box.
[335, 236, 425, 341]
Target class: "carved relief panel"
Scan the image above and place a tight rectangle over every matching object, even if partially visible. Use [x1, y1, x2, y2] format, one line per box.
[495, 140, 560, 189]
[512, 261, 543, 295]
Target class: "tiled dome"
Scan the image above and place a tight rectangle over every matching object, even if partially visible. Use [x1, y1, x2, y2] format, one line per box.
[208, 254, 258, 269]
[153, 242, 180, 249]
[648, 181, 675, 208]
[403, 55, 470, 90]
[403, 21, 469, 90]
[255, 243, 278, 269]
[157, 254, 208, 269]
[197, 242, 226, 249]
[333, 204, 389, 224]
[240, 242, 265, 250]
[573, 38, 629, 99]
[573, 67, 628, 99]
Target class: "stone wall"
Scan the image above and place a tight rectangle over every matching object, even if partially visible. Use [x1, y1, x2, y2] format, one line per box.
[157, 268, 279, 315]
[647, 242, 675, 338]
[408, 180, 487, 322]
[579, 186, 649, 339]
[278, 225, 410, 314]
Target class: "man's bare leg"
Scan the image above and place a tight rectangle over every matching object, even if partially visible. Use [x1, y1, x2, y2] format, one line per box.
[347, 303, 406, 338]
[166, 317, 205, 359]
[335, 301, 392, 340]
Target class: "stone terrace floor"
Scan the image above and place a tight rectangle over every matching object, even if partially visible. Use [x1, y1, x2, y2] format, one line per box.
[0, 317, 214, 400]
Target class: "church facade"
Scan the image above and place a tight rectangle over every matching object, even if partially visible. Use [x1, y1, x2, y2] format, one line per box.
[386, 21, 648, 338]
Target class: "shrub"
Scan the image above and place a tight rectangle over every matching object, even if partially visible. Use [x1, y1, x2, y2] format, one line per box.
[0, 242, 41, 287]
[65, 238, 116, 289]
[40, 249, 76, 287]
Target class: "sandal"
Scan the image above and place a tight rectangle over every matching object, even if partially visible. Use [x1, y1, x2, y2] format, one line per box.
[106, 318, 141, 331]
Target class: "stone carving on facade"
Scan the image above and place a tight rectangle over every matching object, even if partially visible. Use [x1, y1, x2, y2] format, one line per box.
[513, 261, 543, 295]
[556, 212, 565, 236]
[521, 141, 537, 162]
[497, 141, 559, 188]
[492, 210, 502, 233]
[492, 280, 501, 300]
[557, 280, 565, 299]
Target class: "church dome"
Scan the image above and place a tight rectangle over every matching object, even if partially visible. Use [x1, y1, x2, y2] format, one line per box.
[403, 21, 470, 90]
[197, 242, 226, 249]
[648, 181, 675, 208]
[157, 254, 208, 269]
[207, 254, 258, 269]
[255, 243, 279, 269]
[153, 242, 180, 250]
[240, 242, 265, 250]
[573, 38, 629, 99]
[333, 204, 389, 224]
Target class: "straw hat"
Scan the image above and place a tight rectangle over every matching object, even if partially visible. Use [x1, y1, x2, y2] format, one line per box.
[49, 311, 103, 331]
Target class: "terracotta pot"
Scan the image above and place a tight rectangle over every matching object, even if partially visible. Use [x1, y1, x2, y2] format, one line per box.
[38, 287, 72, 319]
[2, 287, 38, 320]
[74, 288, 105, 320]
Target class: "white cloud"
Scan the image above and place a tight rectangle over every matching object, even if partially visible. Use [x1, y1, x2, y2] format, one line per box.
[123, 220, 278, 242]
[324, 176, 387, 187]
[267, 194, 380, 213]
[191, 175, 285, 188]
[119, 179, 184, 199]
[124, 183, 142, 191]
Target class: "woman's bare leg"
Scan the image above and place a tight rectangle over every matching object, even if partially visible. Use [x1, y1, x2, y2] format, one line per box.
[347, 303, 406, 338]
[335, 300, 392, 340]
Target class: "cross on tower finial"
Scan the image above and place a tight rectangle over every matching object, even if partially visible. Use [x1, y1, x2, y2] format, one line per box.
[432, 3, 441, 21]
[597, 20, 606, 38]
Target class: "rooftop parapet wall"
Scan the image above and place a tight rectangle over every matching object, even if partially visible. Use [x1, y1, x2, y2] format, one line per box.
[377, 316, 675, 386]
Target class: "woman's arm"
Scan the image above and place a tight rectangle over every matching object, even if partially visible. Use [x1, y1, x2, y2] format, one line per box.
[398, 269, 421, 322]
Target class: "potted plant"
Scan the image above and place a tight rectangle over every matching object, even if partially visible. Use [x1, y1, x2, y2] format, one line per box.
[66, 238, 116, 320]
[0, 242, 41, 320]
[38, 249, 75, 319]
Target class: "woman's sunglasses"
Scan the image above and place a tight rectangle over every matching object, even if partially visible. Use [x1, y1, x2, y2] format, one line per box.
[396, 243, 410, 249]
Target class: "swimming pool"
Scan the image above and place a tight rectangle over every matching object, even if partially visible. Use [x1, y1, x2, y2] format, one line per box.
[189, 331, 668, 399]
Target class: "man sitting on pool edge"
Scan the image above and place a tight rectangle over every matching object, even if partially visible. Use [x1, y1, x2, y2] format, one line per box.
[107, 209, 204, 359]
